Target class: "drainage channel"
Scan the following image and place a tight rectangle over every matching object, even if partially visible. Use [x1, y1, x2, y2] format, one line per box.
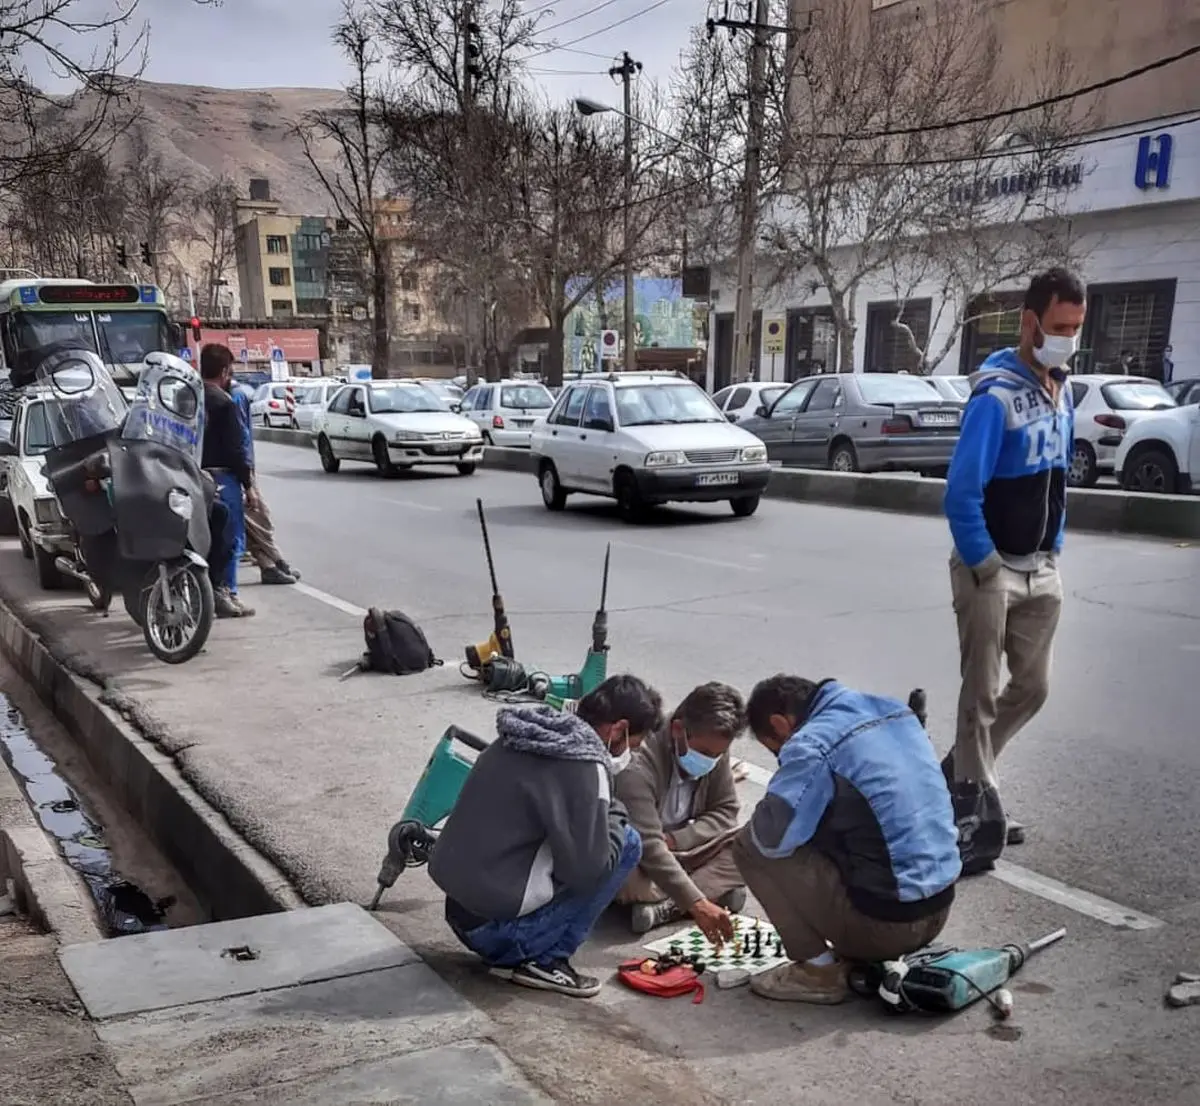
[0, 688, 198, 938]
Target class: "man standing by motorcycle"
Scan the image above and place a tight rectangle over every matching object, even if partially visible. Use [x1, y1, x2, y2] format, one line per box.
[199, 345, 256, 619]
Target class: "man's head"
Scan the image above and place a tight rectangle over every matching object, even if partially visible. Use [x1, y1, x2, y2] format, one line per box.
[746, 674, 819, 758]
[576, 674, 664, 761]
[670, 682, 746, 778]
[1019, 267, 1087, 375]
[200, 343, 236, 390]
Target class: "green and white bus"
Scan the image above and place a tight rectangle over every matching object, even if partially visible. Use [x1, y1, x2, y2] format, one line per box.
[0, 278, 178, 394]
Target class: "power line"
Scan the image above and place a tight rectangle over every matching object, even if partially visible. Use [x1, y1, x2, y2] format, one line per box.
[538, 0, 634, 36]
[525, 0, 673, 60]
[528, 67, 609, 75]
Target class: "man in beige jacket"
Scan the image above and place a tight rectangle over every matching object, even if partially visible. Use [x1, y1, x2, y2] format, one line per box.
[615, 682, 747, 941]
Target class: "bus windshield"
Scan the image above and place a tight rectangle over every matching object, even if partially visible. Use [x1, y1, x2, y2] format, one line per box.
[95, 311, 173, 366]
[12, 311, 97, 356]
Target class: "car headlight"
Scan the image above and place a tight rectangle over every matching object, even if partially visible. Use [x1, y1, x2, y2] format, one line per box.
[167, 489, 193, 519]
[645, 450, 686, 468]
[741, 444, 767, 463]
[33, 497, 61, 525]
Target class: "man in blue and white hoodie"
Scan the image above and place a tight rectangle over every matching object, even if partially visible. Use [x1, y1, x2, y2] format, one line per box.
[943, 267, 1086, 867]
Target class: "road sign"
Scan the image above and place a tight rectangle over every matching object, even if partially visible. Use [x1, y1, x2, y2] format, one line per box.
[271, 346, 286, 362]
[600, 330, 620, 361]
[179, 348, 193, 362]
[762, 316, 786, 355]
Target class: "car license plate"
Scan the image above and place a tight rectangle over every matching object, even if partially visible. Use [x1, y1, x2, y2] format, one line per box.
[695, 472, 739, 487]
[432, 443, 459, 453]
[513, 419, 533, 428]
[923, 411, 958, 426]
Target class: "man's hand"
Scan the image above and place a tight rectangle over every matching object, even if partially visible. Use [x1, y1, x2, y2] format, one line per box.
[689, 898, 734, 946]
[244, 487, 260, 512]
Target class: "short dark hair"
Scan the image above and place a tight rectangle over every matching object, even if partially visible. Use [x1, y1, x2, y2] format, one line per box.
[746, 674, 818, 736]
[675, 681, 746, 740]
[200, 343, 235, 381]
[1023, 267, 1086, 319]
[577, 674, 663, 735]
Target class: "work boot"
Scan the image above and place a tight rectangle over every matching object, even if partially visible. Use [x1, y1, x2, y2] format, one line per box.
[1006, 819, 1026, 846]
[276, 559, 301, 581]
[717, 887, 747, 915]
[215, 588, 256, 619]
[750, 960, 849, 1005]
[510, 959, 601, 998]
[631, 899, 683, 934]
[260, 564, 296, 586]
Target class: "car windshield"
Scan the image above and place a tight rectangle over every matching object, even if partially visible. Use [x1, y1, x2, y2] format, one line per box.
[616, 383, 723, 426]
[857, 375, 942, 405]
[95, 311, 172, 367]
[500, 384, 553, 410]
[368, 385, 443, 414]
[942, 377, 971, 399]
[1100, 381, 1176, 411]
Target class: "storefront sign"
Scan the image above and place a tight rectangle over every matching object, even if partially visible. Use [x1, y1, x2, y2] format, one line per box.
[1135, 133, 1173, 191]
[947, 162, 1084, 206]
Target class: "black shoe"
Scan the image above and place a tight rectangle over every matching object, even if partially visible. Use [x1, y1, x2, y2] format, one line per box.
[276, 560, 301, 581]
[1006, 820, 1026, 846]
[510, 959, 601, 998]
[261, 565, 297, 585]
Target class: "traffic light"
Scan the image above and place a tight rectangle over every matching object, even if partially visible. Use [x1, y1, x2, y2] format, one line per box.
[115, 242, 127, 267]
[190, 316, 202, 343]
[466, 20, 482, 81]
[140, 242, 152, 266]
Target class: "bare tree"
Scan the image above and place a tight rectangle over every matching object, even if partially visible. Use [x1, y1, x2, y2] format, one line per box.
[192, 176, 238, 316]
[297, 1, 391, 376]
[118, 126, 191, 288]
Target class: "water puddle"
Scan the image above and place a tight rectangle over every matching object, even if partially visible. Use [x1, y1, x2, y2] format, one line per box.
[0, 694, 168, 937]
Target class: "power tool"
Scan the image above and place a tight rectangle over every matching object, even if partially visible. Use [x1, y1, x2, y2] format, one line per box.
[462, 498, 515, 681]
[538, 543, 612, 709]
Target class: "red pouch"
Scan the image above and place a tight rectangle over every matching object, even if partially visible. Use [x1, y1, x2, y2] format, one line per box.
[617, 958, 705, 1004]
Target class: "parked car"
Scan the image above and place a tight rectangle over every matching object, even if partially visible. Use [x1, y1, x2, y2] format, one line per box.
[1166, 378, 1200, 406]
[459, 380, 555, 447]
[250, 382, 297, 428]
[312, 380, 484, 476]
[739, 372, 961, 475]
[1067, 375, 1176, 487]
[928, 375, 971, 402]
[1114, 403, 1199, 494]
[414, 378, 464, 410]
[292, 380, 342, 433]
[712, 381, 788, 424]
[531, 371, 771, 521]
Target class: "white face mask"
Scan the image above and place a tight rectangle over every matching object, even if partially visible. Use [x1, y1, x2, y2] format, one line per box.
[610, 746, 632, 775]
[1033, 326, 1078, 371]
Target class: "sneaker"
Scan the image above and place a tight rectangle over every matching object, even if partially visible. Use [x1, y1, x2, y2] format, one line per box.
[260, 565, 297, 586]
[631, 900, 683, 934]
[750, 960, 849, 1005]
[1006, 819, 1026, 846]
[215, 588, 256, 619]
[486, 964, 516, 981]
[276, 560, 301, 581]
[717, 887, 747, 914]
[510, 959, 601, 998]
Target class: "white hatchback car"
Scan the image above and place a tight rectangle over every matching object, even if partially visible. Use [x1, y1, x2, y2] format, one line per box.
[250, 382, 298, 428]
[1114, 402, 1200, 494]
[292, 380, 342, 433]
[712, 381, 788, 424]
[1067, 374, 1176, 486]
[313, 380, 484, 476]
[460, 380, 555, 447]
[530, 372, 772, 520]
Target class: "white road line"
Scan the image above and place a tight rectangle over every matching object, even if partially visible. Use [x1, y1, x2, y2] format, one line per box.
[731, 758, 1165, 930]
[292, 582, 366, 618]
[611, 540, 761, 572]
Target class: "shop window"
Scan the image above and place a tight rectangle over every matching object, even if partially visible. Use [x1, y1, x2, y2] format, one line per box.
[266, 236, 288, 254]
[1078, 280, 1177, 380]
[959, 292, 1023, 373]
[785, 307, 836, 379]
[269, 267, 291, 287]
[865, 298, 932, 373]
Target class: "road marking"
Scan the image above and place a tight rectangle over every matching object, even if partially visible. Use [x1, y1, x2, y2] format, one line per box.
[611, 540, 760, 572]
[292, 582, 366, 618]
[732, 759, 1165, 930]
[370, 494, 443, 513]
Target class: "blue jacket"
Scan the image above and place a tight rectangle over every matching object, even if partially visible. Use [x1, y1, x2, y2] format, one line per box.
[944, 349, 1074, 571]
[749, 681, 960, 922]
[232, 385, 255, 469]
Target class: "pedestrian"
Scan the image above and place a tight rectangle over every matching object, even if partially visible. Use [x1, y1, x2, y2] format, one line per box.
[199, 344, 256, 619]
[614, 681, 747, 940]
[227, 370, 300, 585]
[1162, 344, 1174, 384]
[734, 675, 960, 1006]
[942, 266, 1085, 870]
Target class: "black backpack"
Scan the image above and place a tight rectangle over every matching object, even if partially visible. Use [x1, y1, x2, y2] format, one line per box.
[360, 608, 442, 675]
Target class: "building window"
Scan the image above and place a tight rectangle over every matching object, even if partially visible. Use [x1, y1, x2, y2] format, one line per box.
[1077, 280, 1177, 380]
[266, 235, 289, 254]
[404, 302, 421, 322]
[293, 266, 318, 284]
[296, 298, 329, 315]
[271, 299, 293, 316]
[398, 270, 418, 292]
[865, 299, 932, 373]
[959, 292, 1023, 373]
[268, 267, 291, 287]
[297, 233, 325, 252]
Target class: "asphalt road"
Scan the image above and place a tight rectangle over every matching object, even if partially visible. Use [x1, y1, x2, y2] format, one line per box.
[3, 439, 1199, 1105]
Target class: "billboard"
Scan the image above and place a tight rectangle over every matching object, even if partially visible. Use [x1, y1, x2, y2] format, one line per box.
[186, 328, 322, 364]
[564, 276, 697, 374]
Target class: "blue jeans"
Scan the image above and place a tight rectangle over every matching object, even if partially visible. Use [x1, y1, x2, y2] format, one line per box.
[450, 825, 642, 969]
[212, 473, 245, 593]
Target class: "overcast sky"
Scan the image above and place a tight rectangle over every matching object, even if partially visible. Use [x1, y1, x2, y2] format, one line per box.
[29, 0, 700, 107]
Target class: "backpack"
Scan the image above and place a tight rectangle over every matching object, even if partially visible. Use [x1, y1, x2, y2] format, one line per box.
[360, 608, 442, 675]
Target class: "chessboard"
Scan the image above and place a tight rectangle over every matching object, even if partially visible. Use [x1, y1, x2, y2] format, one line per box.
[643, 913, 789, 976]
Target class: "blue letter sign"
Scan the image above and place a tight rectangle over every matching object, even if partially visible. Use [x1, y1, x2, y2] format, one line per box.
[1135, 134, 1173, 191]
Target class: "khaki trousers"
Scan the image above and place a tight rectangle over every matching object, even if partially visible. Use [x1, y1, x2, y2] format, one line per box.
[244, 491, 282, 569]
[950, 556, 1063, 789]
[733, 828, 950, 962]
[615, 837, 743, 907]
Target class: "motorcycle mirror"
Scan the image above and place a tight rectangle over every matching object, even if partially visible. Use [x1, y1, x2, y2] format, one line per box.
[50, 365, 94, 395]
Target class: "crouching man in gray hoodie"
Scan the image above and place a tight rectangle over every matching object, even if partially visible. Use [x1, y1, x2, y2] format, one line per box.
[429, 674, 664, 998]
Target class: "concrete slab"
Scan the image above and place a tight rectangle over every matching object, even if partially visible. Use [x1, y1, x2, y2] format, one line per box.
[60, 902, 418, 1019]
[97, 960, 493, 1106]
[188, 1041, 551, 1106]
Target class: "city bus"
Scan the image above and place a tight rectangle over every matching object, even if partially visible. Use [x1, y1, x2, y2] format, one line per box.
[0, 278, 178, 395]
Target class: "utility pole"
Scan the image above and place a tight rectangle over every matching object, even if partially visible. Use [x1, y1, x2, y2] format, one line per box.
[610, 52, 642, 372]
[461, 2, 486, 377]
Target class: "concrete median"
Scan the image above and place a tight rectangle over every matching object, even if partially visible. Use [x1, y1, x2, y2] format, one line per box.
[254, 428, 1200, 542]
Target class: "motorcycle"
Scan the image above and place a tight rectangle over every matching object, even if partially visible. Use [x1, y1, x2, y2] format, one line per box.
[39, 350, 216, 664]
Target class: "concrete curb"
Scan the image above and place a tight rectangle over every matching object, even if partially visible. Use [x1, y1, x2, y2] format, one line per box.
[0, 756, 103, 944]
[0, 600, 305, 923]
[256, 427, 1200, 542]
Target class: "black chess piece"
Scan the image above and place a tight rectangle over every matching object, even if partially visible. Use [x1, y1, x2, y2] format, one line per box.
[754, 930, 762, 957]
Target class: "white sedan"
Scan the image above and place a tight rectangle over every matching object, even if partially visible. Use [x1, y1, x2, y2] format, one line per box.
[313, 380, 484, 476]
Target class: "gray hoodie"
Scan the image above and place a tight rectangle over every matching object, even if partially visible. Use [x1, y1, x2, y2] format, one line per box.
[428, 705, 630, 921]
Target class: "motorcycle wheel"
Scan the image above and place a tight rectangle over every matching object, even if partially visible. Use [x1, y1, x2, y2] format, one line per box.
[138, 563, 214, 665]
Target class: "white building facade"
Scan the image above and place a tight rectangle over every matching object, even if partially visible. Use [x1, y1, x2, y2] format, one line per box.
[707, 113, 1200, 390]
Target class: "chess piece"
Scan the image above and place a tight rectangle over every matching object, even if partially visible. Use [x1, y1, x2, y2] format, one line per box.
[754, 930, 762, 958]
